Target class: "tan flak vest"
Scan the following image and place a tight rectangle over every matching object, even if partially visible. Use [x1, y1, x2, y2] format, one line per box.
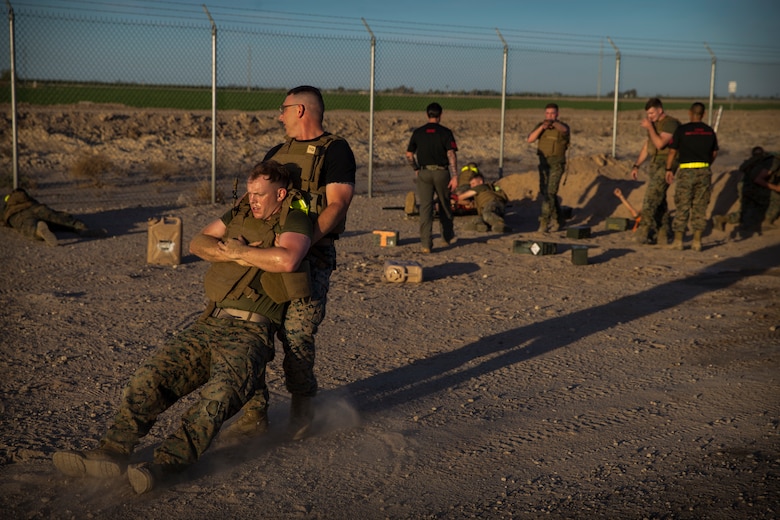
[537, 124, 569, 159]
[647, 115, 680, 160]
[268, 133, 347, 236]
[203, 194, 278, 304]
[203, 191, 311, 305]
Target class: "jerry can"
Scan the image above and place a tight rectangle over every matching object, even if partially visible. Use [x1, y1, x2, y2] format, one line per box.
[147, 216, 182, 266]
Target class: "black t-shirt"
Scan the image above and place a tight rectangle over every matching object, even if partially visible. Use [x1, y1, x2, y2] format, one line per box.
[407, 123, 458, 167]
[669, 122, 719, 164]
[263, 136, 356, 187]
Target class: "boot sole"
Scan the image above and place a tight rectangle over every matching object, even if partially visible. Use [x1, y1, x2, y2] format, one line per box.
[127, 464, 154, 494]
[36, 222, 58, 247]
[53, 451, 124, 478]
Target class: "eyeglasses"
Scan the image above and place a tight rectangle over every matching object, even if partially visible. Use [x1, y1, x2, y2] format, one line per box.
[279, 103, 303, 113]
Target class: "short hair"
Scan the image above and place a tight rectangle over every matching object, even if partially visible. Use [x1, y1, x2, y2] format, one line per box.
[645, 97, 664, 110]
[426, 102, 443, 118]
[545, 103, 559, 111]
[249, 160, 291, 187]
[751, 146, 765, 157]
[288, 85, 325, 123]
[470, 172, 485, 181]
[690, 102, 705, 116]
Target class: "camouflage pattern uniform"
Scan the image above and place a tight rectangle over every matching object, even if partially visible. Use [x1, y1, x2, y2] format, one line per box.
[277, 244, 336, 397]
[94, 204, 311, 467]
[100, 317, 274, 466]
[532, 121, 570, 229]
[669, 116, 718, 235]
[671, 167, 713, 233]
[764, 156, 780, 225]
[636, 115, 680, 243]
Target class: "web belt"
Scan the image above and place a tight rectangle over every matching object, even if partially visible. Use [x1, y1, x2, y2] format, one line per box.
[211, 307, 271, 325]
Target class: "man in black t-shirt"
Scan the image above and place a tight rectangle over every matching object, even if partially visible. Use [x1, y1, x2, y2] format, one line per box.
[406, 102, 459, 253]
[665, 102, 719, 251]
[228, 86, 357, 440]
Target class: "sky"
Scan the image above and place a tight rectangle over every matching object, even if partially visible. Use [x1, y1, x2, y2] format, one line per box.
[5, 0, 780, 97]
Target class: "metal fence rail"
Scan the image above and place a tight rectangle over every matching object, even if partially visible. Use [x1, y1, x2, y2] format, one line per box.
[2, 5, 778, 198]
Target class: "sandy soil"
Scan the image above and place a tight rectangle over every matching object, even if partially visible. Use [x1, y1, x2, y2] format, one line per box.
[0, 105, 778, 519]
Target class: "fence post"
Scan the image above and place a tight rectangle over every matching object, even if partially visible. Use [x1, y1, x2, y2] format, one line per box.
[6, 0, 18, 189]
[705, 43, 716, 127]
[362, 18, 375, 198]
[496, 28, 507, 179]
[607, 37, 620, 159]
[203, 5, 217, 205]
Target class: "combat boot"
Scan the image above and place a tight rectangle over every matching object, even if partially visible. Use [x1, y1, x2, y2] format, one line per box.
[223, 408, 269, 436]
[127, 461, 176, 495]
[712, 215, 727, 232]
[656, 227, 668, 246]
[288, 395, 313, 441]
[666, 232, 684, 250]
[36, 221, 58, 246]
[692, 231, 703, 252]
[633, 225, 650, 245]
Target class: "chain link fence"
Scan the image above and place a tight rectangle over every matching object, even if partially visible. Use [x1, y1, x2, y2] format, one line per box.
[1, 6, 778, 203]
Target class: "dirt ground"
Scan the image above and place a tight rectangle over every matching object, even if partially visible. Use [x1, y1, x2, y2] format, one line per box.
[0, 105, 778, 519]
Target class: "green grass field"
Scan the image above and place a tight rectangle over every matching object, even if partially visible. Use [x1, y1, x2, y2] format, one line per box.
[1, 83, 777, 112]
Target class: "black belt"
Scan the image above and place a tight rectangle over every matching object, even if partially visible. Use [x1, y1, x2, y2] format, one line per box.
[422, 165, 447, 170]
[211, 307, 271, 325]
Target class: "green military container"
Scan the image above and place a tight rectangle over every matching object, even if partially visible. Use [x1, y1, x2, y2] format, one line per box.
[566, 226, 591, 239]
[571, 245, 589, 265]
[605, 217, 630, 231]
[512, 240, 557, 256]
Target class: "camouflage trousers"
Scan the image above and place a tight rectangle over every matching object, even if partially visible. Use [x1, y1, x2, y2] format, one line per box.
[241, 244, 337, 416]
[637, 160, 671, 239]
[7, 205, 85, 240]
[537, 155, 565, 225]
[99, 316, 274, 466]
[672, 167, 712, 233]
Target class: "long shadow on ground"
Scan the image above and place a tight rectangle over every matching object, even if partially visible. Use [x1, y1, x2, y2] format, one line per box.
[343, 242, 780, 413]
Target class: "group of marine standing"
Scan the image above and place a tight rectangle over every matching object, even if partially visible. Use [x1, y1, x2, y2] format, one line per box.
[404, 98, 780, 253]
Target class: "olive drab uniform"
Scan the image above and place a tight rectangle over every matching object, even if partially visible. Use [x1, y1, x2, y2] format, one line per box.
[3, 188, 93, 242]
[471, 182, 509, 232]
[534, 122, 570, 229]
[637, 115, 680, 243]
[96, 197, 311, 468]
